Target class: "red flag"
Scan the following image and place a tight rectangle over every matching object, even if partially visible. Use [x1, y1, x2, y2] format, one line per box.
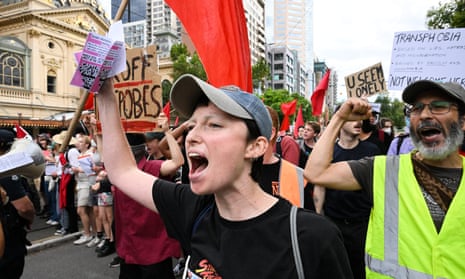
[293, 106, 304, 138]
[163, 102, 171, 125]
[311, 69, 331, 116]
[174, 116, 179, 127]
[165, 0, 252, 92]
[84, 92, 95, 110]
[280, 99, 297, 132]
[15, 124, 31, 139]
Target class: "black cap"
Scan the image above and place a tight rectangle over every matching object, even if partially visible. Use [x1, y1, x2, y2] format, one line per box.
[145, 131, 165, 141]
[125, 133, 146, 146]
[0, 129, 15, 150]
[402, 80, 465, 106]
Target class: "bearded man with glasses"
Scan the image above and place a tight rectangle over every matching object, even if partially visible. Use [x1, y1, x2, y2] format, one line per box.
[305, 80, 465, 278]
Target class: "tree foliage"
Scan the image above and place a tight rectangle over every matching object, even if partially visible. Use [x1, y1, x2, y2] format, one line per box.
[252, 58, 270, 92]
[427, 0, 465, 29]
[374, 95, 407, 130]
[170, 43, 207, 82]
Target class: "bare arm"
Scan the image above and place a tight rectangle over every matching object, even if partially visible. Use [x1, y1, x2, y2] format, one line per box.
[11, 196, 35, 225]
[160, 131, 185, 177]
[313, 185, 325, 214]
[159, 122, 188, 159]
[304, 98, 371, 190]
[96, 79, 158, 213]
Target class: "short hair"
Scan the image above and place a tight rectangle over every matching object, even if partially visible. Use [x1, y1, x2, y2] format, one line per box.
[80, 135, 91, 149]
[305, 121, 321, 134]
[266, 106, 279, 144]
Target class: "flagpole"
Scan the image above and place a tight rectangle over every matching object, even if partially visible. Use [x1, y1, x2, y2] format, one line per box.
[59, 2, 128, 153]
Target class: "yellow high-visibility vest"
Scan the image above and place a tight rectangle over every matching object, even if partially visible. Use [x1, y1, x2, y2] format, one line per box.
[366, 154, 465, 278]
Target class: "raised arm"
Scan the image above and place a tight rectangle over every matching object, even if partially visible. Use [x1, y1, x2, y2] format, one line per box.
[159, 122, 188, 159]
[304, 98, 371, 190]
[160, 131, 185, 177]
[96, 79, 158, 212]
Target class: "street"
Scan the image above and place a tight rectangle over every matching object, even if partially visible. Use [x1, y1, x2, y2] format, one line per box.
[23, 241, 119, 279]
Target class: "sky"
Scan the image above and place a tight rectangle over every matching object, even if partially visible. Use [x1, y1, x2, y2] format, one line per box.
[312, 0, 441, 100]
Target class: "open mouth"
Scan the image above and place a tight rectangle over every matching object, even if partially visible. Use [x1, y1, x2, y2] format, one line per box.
[188, 152, 209, 174]
[419, 127, 441, 138]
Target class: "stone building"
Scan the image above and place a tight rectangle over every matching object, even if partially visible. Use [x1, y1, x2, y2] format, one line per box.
[0, 0, 111, 133]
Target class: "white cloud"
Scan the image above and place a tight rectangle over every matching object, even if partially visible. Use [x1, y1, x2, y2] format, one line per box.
[313, 0, 440, 99]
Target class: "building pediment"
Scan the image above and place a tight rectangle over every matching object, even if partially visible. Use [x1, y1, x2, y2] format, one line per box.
[34, 6, 110, 34]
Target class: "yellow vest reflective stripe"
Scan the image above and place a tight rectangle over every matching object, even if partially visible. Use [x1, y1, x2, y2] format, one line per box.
[366, 154, 465, 279]
[279, 159, 305, 207]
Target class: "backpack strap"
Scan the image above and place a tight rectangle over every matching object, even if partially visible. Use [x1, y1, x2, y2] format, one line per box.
[396, 134, 408, 155]
[276, 135, 283, 157]
[290, 205, 304, 279]
[191, 202, 214, 236]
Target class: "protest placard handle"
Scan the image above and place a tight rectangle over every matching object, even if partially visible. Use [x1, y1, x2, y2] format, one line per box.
[59, 0, 129, 153]
[59, 89, 90, 153]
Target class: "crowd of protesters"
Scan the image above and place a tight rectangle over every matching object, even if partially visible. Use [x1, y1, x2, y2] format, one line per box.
[2, 75, 465, 278]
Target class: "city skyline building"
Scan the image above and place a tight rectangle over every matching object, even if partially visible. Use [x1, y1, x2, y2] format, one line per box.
[266, 0, 315, 96]
[243, 0, 266, 65]
[266, 44, 307, 96]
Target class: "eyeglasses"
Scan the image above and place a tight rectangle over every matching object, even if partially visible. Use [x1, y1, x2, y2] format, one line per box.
[407, 101, 458, 116]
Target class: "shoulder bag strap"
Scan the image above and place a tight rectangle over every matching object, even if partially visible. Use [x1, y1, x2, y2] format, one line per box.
[290, 205, 305, 279]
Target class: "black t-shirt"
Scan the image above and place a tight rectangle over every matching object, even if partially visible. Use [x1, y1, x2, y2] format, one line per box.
[363, 131, 387, 154]
[0, 175, 28, 266]
[152, 179, 352, 278]
[259, 159, 281, 196]
[324, 140, 381, 219]
[98, 178, 112, 193]
[298, 142, 313, 169]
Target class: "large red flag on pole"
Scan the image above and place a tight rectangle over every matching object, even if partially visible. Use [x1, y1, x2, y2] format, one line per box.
[311, 69, 331, 116]
[280, 99, 297, 132]
[293, 105, 304, 138]
[165, 0, 252, 93]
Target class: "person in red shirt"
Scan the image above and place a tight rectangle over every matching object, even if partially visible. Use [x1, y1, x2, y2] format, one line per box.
[112, 132, 183, 278]
[274, 130, 300, 165]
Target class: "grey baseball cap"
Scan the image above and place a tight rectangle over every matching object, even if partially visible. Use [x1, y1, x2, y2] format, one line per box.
[402, 80, 465, 106]
[170, 74, 272, 139]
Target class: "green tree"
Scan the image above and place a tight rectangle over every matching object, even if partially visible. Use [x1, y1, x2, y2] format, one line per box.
[252, 58, 270, 92]
[374, 95, 407, 130]
[427, 0, 465, 29]
[161, 79, 172, 106]
[170, 43, 207, 81]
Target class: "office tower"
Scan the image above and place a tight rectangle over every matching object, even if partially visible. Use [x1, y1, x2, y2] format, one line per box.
[268, 0, 314, 94]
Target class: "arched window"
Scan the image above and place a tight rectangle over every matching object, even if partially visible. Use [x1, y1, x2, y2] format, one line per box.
[0, 37, 30, 89]
[0, 52, 24, 87]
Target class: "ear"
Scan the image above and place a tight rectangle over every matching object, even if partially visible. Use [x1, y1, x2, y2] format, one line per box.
[270, 127, 277, 143]
[461, 115, 465, 130]
[244, 136, 268, 160]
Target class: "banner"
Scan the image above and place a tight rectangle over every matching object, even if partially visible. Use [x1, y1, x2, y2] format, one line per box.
[389, 28, 465, 90]
[97, 45, 162, 133]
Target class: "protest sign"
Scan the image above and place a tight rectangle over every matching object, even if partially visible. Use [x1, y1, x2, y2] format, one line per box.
[389, 28, 465, 90]
[345, 63, 387, 98]
[96, 45, 162, 133]
[71, 21, 126, 92]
